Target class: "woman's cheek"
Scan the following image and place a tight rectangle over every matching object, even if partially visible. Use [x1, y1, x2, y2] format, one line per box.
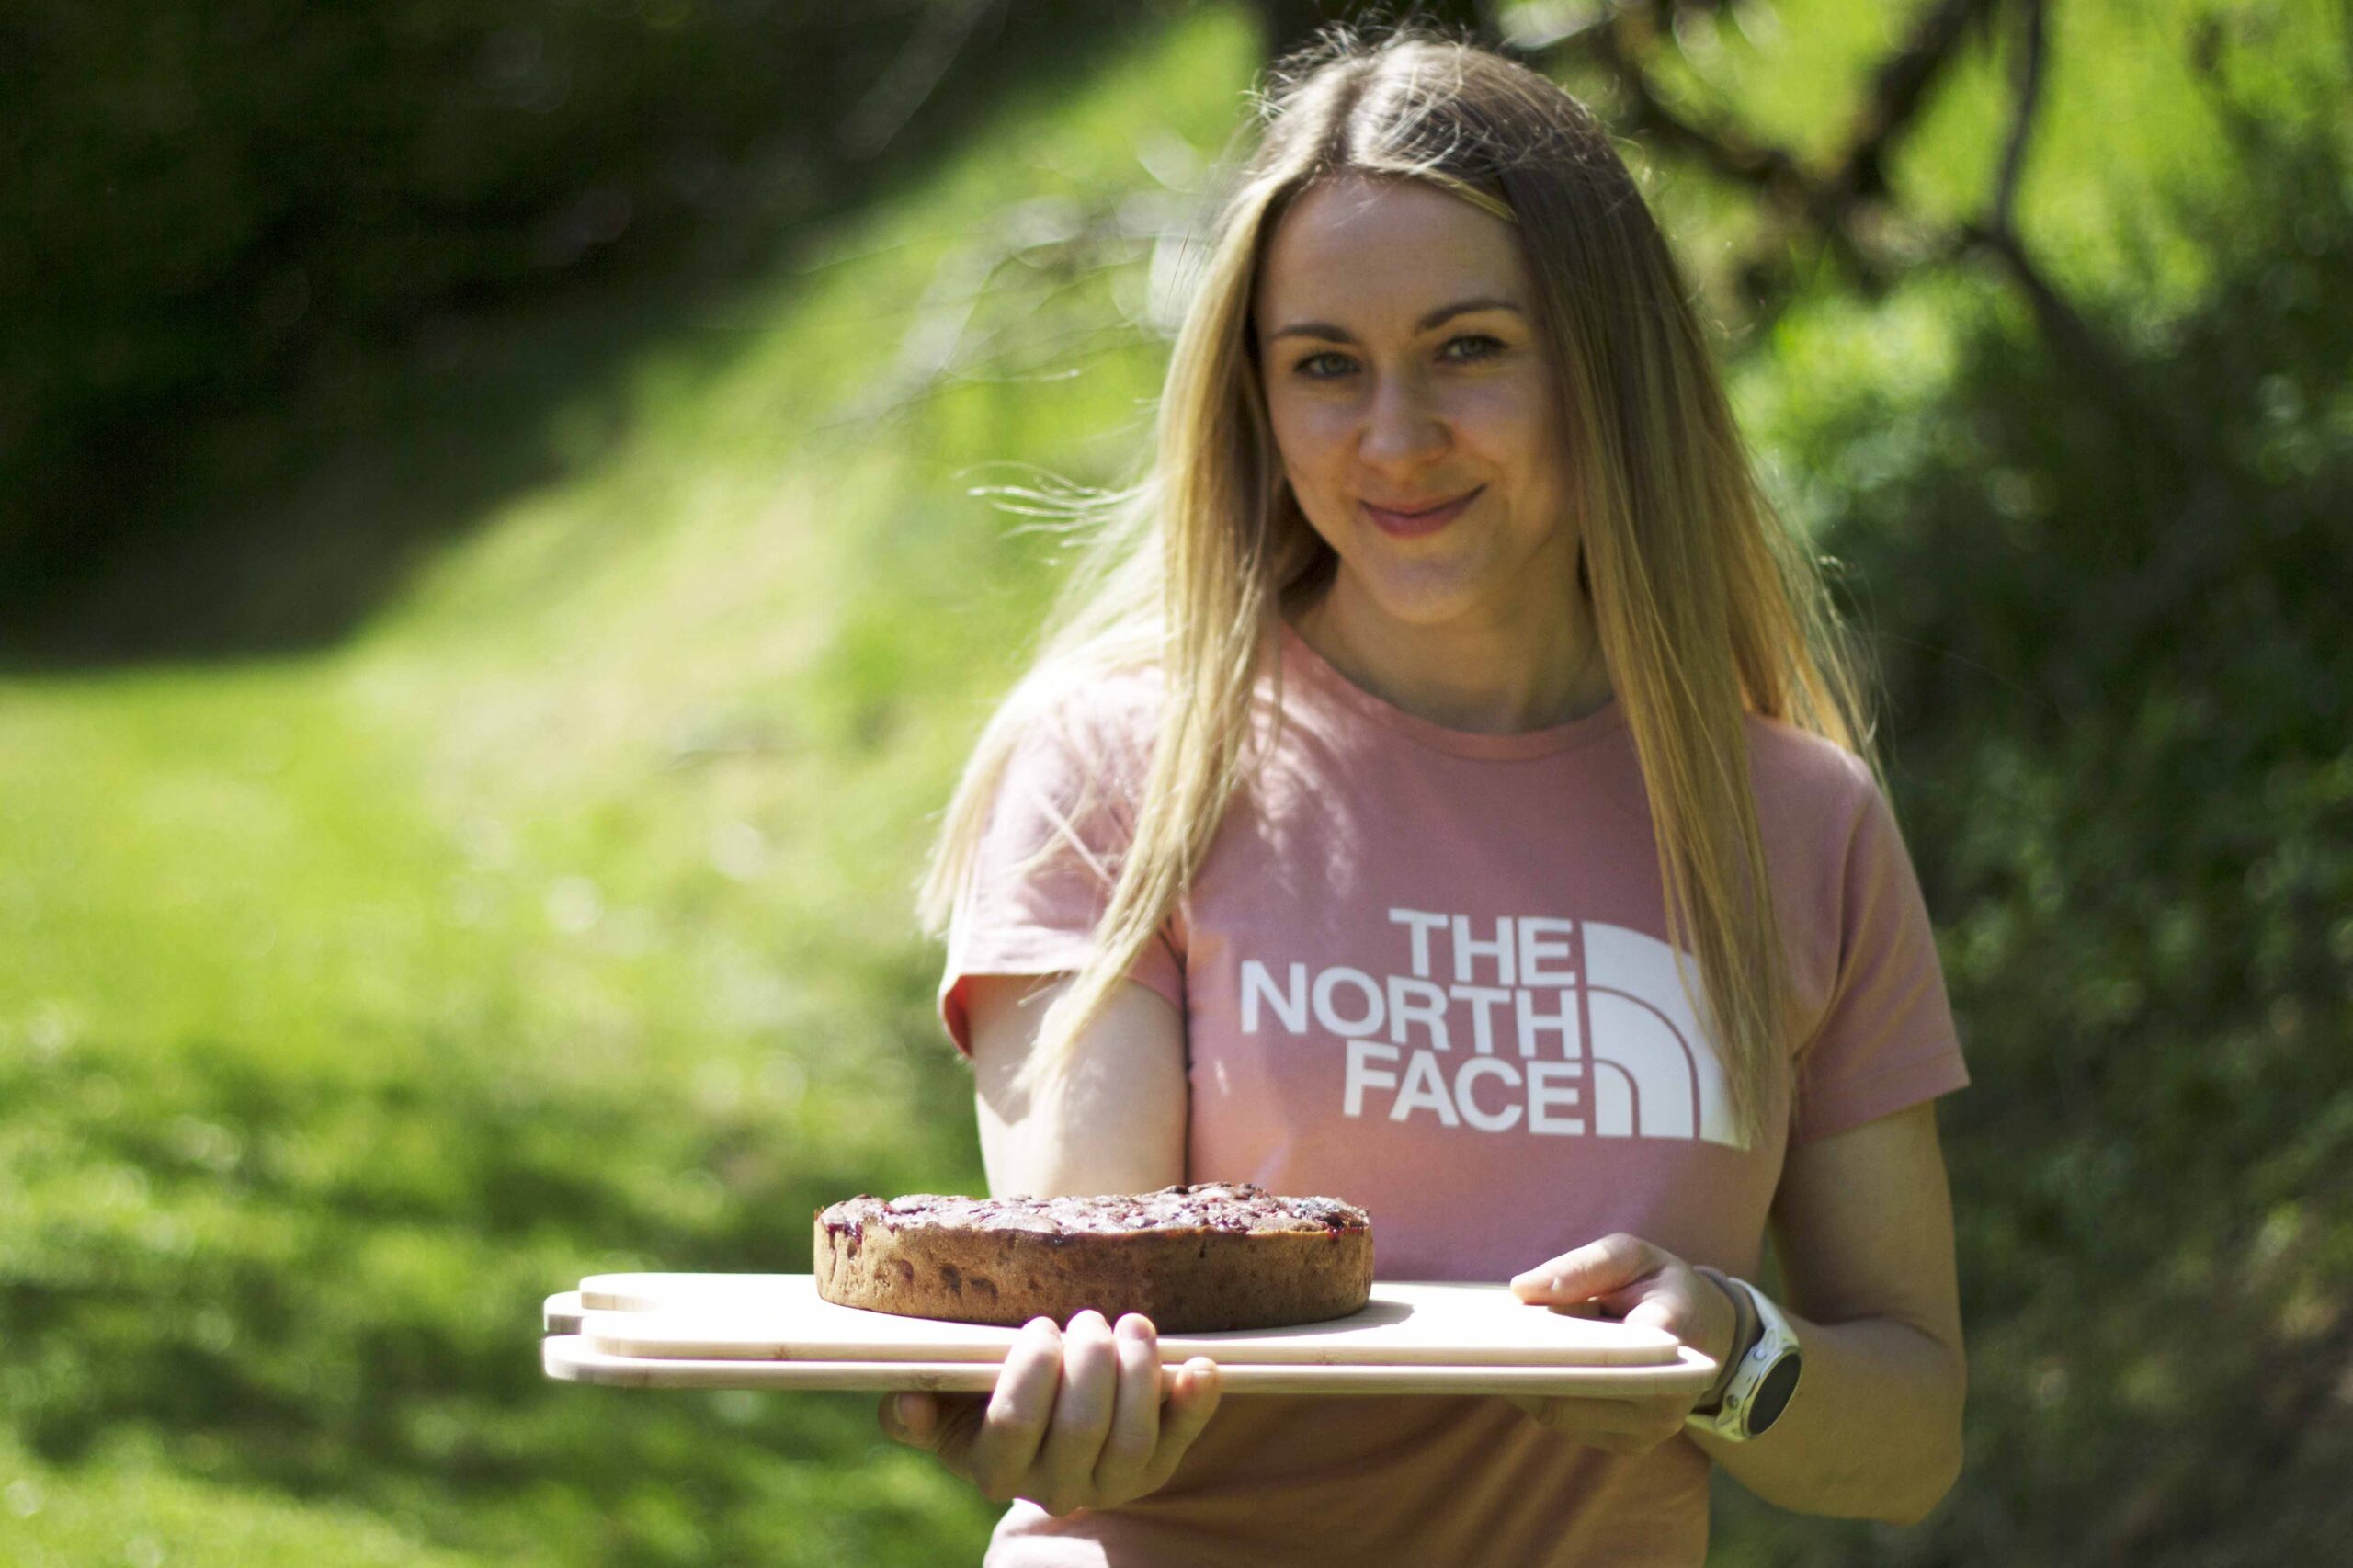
[1454, 377, 1549, 444]
[1267, 405, 1315, 488]
[1276, 419, 1347, 517]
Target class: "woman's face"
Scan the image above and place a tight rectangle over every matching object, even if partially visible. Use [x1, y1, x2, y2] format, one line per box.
[1252, 175, 1580, 636]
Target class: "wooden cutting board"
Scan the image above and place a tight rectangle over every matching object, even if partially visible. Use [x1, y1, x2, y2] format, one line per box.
[540, 1274, 1718, 1398]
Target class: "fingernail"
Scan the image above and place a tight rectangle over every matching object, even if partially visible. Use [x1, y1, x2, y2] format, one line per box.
[892, 1392, 926, 1434]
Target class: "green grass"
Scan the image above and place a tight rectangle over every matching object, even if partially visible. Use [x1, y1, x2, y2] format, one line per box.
[0, 1430, 477, 1568]
[0, 7, 1262, 1562]
[4, 0, 2345, 1562]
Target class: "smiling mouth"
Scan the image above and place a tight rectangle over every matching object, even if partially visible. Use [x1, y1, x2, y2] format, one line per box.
[1361, 486, 1483, 536]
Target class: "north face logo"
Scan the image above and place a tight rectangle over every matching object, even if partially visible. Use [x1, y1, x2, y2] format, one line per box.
[1237, 909, 1741, 1149]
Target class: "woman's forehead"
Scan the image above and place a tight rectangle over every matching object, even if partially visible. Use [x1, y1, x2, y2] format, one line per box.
[1254, 176, 1530, 330]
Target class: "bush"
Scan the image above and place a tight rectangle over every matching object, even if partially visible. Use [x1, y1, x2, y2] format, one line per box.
[1718, 98, 2353, 1566]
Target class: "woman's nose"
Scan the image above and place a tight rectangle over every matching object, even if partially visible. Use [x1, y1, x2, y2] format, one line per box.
[1357, 370, 1448, 470]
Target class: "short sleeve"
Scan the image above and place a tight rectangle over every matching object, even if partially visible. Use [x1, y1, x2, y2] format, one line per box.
[935, 695, 1187, 1059]
[1790, 778, 1970, 1143]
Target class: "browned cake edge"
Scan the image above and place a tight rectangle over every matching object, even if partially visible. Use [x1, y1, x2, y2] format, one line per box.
[812, 1202, 1374, 1333]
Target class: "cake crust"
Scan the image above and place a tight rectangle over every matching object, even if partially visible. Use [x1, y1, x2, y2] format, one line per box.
[813, 1181, 1373, 1332]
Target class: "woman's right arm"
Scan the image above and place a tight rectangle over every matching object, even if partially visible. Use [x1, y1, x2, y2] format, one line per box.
[879, 972, 1222, 1519]
[970, 971, 1188, 1198]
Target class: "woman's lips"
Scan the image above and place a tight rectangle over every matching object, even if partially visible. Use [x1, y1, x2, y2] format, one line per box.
[1361, 486, 1483, 538]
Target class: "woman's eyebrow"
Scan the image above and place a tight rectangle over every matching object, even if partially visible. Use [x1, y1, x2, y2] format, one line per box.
[1266, 296, 1525, 344]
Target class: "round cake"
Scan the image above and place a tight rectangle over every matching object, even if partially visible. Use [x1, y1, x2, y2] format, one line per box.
[813, 1180, 1373, 1333]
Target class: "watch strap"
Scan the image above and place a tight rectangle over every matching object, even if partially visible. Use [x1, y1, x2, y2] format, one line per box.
[1689, 1265, 1755, 1415]
[1683, 1270, 1803, 1443]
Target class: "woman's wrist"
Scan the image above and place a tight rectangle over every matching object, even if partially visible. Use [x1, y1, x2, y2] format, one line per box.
[1691, 1266, 1757, 1412]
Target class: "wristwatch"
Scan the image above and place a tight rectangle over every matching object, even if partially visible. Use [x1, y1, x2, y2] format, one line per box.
[1685, 1266, 1802, 1442]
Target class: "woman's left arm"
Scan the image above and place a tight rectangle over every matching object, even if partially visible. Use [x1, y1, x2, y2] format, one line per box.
[1507, 1100, 1965, 1527]
[1690, 1099, 1966, 1525]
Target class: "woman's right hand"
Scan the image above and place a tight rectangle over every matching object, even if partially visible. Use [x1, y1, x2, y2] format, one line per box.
[877, 1309, 1222, 1518]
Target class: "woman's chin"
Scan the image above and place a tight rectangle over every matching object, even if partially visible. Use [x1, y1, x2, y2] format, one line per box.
[1326, 571, 1505, 633]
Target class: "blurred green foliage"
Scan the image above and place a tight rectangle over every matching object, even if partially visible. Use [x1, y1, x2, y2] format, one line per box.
[1714, 59, 2353, 1568]
[1802, 127, 2353, 1568]
[2, 1, 2348, 1563]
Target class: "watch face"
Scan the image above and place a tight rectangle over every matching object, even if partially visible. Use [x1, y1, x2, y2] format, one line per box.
[1750, 1354, 1802, 1434]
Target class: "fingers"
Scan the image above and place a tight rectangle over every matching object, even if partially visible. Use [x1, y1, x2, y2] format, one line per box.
[1616, 1263, 1732, 1364]
[1510, 1232, 1662, 1306]
[1089, 1314, 1165, 1498]
[967, 1316, 1066, 1504]
[878, 1389, 935, 1448]
[901, 1310, 1225, 1516]
[881, 1385, 995, 1492]
[1511, 1237, 1722, 1362]
[1138, 1355, 1222, 1494]
[1033, 1311, 1121, 1515]
[1619, 1291, 1688, 1339]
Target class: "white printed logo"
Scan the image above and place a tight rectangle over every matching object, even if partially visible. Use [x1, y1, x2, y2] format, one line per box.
[1237, 909, 1740, 1148]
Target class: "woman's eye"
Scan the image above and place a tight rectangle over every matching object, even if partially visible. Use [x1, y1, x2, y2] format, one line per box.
[1290, 337, 1500, 378]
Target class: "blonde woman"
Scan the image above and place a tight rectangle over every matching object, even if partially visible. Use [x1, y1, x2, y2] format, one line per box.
[881, 27, 1968, 1565]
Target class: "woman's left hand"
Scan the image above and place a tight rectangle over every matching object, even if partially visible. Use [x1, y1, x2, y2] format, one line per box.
[1505, 1233, 1742, 1455]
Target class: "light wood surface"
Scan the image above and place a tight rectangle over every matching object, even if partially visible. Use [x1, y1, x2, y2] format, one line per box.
[540, 1274, 1718, 1398]
[542, 1335, 1717, 1395]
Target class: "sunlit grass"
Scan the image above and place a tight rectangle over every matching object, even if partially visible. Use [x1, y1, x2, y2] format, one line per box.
[0, 7, 1259, 1562]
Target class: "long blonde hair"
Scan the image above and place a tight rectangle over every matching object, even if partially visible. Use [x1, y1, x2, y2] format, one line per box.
[915, 27, 1875, 1151]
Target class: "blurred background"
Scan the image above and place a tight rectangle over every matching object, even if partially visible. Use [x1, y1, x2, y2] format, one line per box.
[1, 0, 2347, 1562]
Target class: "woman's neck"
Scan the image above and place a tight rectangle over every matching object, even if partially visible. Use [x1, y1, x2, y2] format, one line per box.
[1283, 577, 1615, 735]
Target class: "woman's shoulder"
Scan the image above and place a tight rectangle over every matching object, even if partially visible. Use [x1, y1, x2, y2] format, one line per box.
[997, 660, 1168, 784]
[1740, 710, 1883, 838]
[1017, 659, 1165, 733]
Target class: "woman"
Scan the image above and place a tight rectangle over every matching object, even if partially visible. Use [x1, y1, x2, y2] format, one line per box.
[881, 27, 1968, 1565]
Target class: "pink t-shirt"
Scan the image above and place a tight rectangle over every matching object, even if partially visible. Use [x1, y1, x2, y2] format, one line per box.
[937, 618, 1968, 1567]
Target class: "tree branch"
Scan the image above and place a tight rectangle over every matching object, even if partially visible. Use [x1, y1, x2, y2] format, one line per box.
[1543, 0, 2203, 466]
[1988, 0, 2047, 226]
[1840, 0, 2005, 208]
